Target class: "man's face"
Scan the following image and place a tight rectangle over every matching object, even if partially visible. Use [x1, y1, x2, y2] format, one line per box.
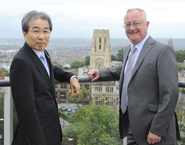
[124, 10, 149, 45]
[23, 18, 50, 52]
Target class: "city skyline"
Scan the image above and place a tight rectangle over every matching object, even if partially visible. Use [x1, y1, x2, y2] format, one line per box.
[1, 0, 185, 38]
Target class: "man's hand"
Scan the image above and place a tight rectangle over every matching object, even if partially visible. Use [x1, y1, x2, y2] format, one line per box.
[70, 77, 80, 96]
[88, 69, 100, 82]
[147, 132, 161, 144]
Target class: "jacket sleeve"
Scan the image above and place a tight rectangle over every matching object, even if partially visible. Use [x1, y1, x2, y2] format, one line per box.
[10, 58, 47, 145]
[53, 64, 74, 83]
[149, 45, 178, 137]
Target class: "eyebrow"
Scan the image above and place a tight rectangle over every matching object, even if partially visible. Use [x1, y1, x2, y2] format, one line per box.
[32, 26, 49, 29]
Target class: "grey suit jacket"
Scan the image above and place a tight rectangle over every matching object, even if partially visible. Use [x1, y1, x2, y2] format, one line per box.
[99, 36, 180, 145]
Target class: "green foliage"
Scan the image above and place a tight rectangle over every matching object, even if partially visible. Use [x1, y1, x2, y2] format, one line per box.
[63, 105, 122, 145]
[176, 63, 185, 71]
[176, 122, 185, 144]
[111, 50, 122, 61]
[116, 49, 122, 61]
[55, 64, 63, 69]
[181, 89, 185, 94]
[85, 56, 90, 66]
[70, 60, 82, 69]
[0, 68, 9, 77]
[68, 88, 89, 107]
[63, 66, 70, 70]
[175, 50, 185, 63]
[111, 55, 117, 61]
[53, 61, 58, 65]
[175, 105, 185, 123]
[58, 110, 70, 119]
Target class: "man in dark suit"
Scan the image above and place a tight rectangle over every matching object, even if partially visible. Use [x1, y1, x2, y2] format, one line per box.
[88, 8, 180, 145]
[10, 10, 80, 145]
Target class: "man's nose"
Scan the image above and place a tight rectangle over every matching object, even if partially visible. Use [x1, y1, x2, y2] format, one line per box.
[129, 24, 135, 30]
[38, 31, 45, 39]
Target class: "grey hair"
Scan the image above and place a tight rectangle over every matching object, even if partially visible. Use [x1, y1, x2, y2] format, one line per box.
[22, 10, 52, 33]
[125, 8, 147, 21]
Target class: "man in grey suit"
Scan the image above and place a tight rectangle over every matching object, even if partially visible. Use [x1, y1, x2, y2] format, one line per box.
[88, 8, 180, 145]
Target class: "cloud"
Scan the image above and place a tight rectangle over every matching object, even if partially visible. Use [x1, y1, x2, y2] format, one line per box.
[0, 0, 185, 38]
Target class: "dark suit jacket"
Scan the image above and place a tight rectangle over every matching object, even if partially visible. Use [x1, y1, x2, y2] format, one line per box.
[99, 36, 180, 145]
[10, 42, 74, 145]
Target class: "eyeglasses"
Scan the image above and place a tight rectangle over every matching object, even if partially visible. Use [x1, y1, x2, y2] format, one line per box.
[123, 21, 146, 29]
[29, 29, 51, 36]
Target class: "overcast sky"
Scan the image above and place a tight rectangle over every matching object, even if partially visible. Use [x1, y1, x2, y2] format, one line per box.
[1, 0, 185, 38]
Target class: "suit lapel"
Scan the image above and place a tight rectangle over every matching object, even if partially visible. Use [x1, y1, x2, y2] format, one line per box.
[44, 50, 55, 95]
[130, 36, 154, 79]
[24, 43, 55, 96]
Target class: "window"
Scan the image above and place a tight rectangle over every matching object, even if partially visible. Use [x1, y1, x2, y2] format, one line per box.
[95, 87, 102, 93]
[60, 84, 67, 89]
[99, 37, 101, 43]
[84, 84, 89, 90]
[106, 87, 113, 93]
[99, 44, 101, 49]
[60, 92, 66, 99]
[110, 87, 113, 93]
[106, 87, 109, 93]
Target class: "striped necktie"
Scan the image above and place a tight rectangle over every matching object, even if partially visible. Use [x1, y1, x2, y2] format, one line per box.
[40, 53, 50, 77]
[121, 46, 136, 114]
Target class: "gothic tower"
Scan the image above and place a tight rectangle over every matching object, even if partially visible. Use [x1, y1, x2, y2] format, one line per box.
[168, 37, 173, 48]
[90, 29, 111, 69]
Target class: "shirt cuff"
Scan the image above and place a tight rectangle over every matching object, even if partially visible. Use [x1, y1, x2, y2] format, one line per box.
[70, 75, 77, 82]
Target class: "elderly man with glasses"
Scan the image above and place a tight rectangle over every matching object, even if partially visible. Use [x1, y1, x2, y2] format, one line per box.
[10, 10, 80, 145]
[88, 8, 180, 145]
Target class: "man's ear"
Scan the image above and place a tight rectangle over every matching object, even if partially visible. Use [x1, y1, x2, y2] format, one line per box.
[22, 31, 26, 40]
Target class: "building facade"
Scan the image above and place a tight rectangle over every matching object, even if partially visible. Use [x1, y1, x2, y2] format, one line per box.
[90, 29, 111, 69]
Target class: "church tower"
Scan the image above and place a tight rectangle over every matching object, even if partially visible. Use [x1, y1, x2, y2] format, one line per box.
[168, 37, 173, 48]
[90, 29, 111, 69]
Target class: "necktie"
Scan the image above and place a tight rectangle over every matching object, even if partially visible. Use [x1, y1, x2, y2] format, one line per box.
[121, 46, 136, 114]
[40, 53, 50, 77]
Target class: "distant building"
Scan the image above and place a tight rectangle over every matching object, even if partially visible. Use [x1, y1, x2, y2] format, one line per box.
[111, 61, 122, 67]
[90, 29, 111, 69]
[78, 66, 90, 76]
[0, 71, 7, 80]
[91, 81, 120, 111]
[168, 37, 173, 48]
[55, 83, 92, 104]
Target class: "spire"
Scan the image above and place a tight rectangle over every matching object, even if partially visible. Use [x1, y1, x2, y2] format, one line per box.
[168, 37, 173, 48]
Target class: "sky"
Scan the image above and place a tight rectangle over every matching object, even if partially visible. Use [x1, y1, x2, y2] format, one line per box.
[0, 0, 185, 38]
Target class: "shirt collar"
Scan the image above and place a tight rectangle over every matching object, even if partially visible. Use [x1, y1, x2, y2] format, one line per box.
[31, 48, 45, 58]
[131, 34, 149, 51]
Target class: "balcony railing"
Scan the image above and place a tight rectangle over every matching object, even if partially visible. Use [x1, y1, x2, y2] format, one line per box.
[0, 76, 184, 145]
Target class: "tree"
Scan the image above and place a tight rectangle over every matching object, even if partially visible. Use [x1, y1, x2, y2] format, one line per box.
[70, 60, 81, 69]
[0, 68, 9, 77]
[55, 64, 63, 69]
[53, 61, 58, 65]
[68, 88, 89, 108]
[111, 55, 117, 61]
[116, 49, 122, 61]
[175, 50, 185, 63]
[62, 105, 122, 145]
[85, 56, 90, 66]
